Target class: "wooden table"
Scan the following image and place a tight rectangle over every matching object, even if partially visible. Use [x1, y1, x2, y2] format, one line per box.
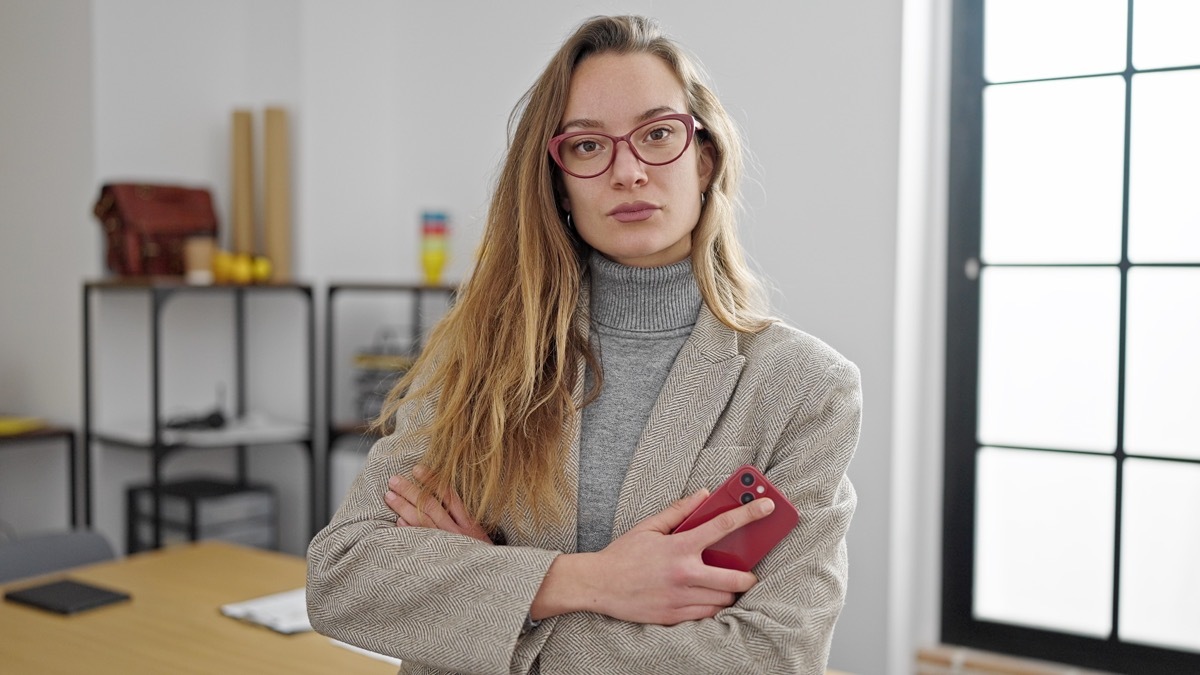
[0, 541, 398, 674]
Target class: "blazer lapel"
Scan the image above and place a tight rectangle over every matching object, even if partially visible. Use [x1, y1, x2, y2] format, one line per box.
[610, 304, 745, 535]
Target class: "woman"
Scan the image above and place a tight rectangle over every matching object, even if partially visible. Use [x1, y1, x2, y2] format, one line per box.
[307, 15, 860, 675]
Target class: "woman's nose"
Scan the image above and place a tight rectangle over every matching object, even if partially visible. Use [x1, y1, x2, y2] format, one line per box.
[608, 140, 648, 188]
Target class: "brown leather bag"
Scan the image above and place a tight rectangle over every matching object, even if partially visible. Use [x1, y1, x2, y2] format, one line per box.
[93, 183, 219, 276]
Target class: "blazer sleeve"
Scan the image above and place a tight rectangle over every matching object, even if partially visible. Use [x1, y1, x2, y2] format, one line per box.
[305, 387, 561, 675]
[537, 358, 861, 675]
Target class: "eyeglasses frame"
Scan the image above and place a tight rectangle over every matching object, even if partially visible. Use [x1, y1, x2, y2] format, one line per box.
[548, 113, 704, 179]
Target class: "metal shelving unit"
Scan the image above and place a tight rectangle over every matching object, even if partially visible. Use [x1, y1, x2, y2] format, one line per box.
[323, 282, 455, 519]
[81, 279, 316, 551]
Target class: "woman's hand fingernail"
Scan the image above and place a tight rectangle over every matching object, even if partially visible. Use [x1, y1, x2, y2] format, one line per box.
[388, 475, 399, 488]
[385, 490, 397, 502]
[413, 465, 427, 477]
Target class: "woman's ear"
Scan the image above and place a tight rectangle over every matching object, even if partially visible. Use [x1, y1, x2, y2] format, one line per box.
[697, 139, 716, 192]
[553, 173, 572, 213]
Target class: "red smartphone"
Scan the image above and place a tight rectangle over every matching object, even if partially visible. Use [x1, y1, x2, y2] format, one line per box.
[671, 464, 800, 571]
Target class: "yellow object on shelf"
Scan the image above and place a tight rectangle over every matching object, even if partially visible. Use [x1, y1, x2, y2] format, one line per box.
[252, 256, 273, 283]
[422, 249, 446, 286]
[352, 353, 416, 372]
[212, 249, 234, 284]
[230, 254, 254, 284]
[421, 211, 449, 286]
[0, 416, 46, 436]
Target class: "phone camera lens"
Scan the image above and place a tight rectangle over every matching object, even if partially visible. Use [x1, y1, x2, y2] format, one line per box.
[740, 492, 755, 504]
[740, 473, 754, 487]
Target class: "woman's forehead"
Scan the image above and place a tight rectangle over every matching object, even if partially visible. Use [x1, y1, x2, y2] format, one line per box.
[561, 52, 687, 130]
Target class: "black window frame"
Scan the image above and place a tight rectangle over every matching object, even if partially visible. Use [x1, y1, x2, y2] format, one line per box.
[942, 1, 1200, 672]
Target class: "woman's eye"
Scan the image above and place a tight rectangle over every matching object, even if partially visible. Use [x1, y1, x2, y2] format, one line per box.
[573, 139, 603, 155]
[644, 126, 672, 142]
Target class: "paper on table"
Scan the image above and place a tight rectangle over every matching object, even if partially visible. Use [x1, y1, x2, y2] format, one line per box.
[330, 639, 404, 666]
[220, 587, 311, 634]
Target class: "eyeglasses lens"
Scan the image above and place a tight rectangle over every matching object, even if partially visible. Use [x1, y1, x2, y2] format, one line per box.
[560, 117, 690, 178]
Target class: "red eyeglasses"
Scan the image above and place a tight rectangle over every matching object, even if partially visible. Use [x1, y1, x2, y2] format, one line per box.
[548, 113, 703, 179]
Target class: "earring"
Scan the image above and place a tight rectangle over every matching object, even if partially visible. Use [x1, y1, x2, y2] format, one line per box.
[566, 213, 575, 230]
[700, 192, 708, 207]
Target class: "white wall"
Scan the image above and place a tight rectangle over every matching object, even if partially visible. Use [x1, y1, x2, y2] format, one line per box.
[0, 2, 917, 673]
[90, 0, 302, 251]
[0, 0, 96, 530]
[891, 1, 951, 673]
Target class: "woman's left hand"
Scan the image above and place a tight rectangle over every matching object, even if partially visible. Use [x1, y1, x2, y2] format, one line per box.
[384, 466, 492, 544]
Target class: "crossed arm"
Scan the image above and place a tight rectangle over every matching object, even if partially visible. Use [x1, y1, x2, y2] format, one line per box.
[386, 466, 771, 626]
[309, 358, 860, 674]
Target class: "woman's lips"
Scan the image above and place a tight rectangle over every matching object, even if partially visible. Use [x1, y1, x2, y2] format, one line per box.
[608, 202, 659, 223]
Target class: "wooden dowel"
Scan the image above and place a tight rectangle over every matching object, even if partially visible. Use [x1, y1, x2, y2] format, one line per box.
[263, 107, 292, 281]
[231, 109, 256, 255]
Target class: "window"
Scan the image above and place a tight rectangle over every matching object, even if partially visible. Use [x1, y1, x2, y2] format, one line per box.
[943, 1, 1200, 671]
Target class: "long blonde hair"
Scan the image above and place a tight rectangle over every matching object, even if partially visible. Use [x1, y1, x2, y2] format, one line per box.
[376, 15, 770, 533]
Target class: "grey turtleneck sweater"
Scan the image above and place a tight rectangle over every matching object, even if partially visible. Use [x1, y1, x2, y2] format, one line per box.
[577, 252, 702, 553]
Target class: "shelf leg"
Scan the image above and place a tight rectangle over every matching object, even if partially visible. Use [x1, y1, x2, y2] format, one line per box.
[81, 284, 93, 528]
[151, 448, 164, 550]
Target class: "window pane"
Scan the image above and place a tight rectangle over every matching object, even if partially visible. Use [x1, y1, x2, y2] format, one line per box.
[1133, 0, 1200, 69]
[978, 267, 1120, 451]
[1119, 458, 1200, 652]
[1129, 70, 1200, 262]
[985, 0, 1127, 83]
[1124, 268, 1200, 459]
[982, 78, 1125, 264]
[974, 447, 1115, 636]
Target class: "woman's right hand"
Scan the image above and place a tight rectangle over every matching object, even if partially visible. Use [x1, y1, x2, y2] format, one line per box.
[531, 490, 772, 625]
[384, 465, 492, 544]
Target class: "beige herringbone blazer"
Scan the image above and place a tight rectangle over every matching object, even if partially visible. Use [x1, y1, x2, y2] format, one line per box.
[307, 300, 861, 675]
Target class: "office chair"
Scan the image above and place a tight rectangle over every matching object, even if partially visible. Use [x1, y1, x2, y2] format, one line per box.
[0, 530, 116, 584]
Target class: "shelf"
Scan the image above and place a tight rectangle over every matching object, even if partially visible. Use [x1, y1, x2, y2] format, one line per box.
[331, 421, 379, 438]
[326, 281, 458, 293]
[125, 478, 277, 553]
[324, 282, 456, 519]
[85, 278, 312, 291]
[83, 280, 317, 548]
[96, 413, 309, 449]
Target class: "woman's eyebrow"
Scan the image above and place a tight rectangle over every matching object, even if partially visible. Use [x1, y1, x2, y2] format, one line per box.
[636, 106, 681, 122]
[560, 106, 682, 132]
[560, 116, 603, 132]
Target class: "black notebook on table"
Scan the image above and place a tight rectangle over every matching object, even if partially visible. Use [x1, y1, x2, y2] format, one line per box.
[4, 578, 130, 615]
